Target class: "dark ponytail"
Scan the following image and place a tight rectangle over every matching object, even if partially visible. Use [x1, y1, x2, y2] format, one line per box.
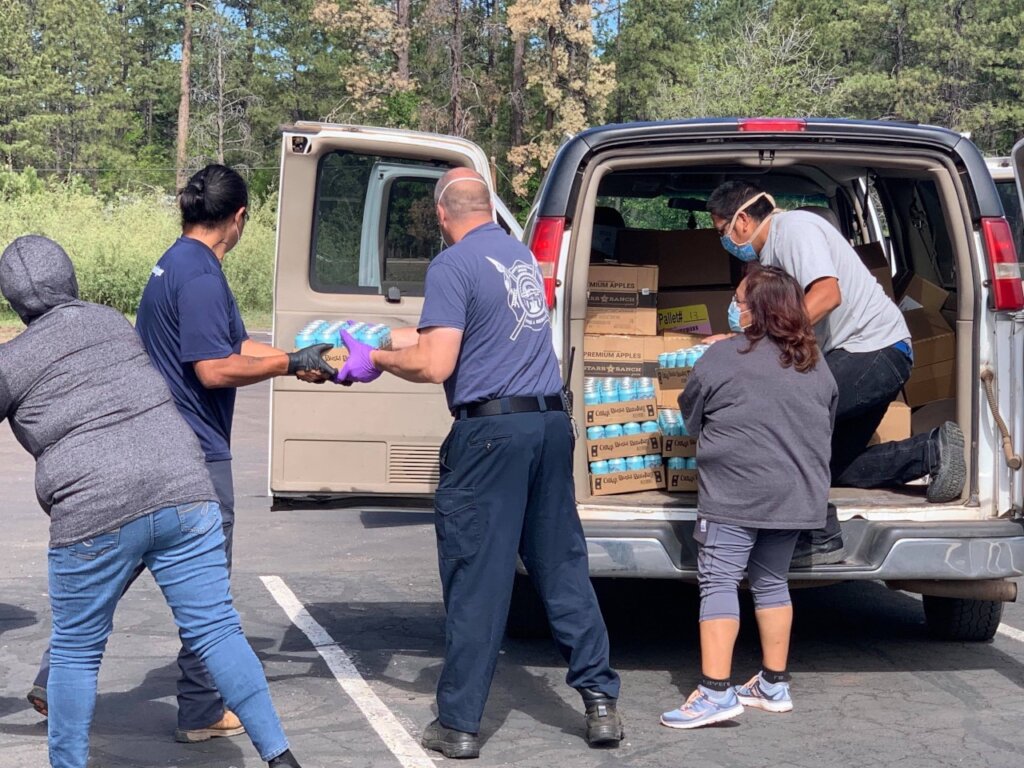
[178, 164, 249, 227]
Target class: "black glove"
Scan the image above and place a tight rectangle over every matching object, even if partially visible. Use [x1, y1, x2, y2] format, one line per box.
[286, 343, 337, 377]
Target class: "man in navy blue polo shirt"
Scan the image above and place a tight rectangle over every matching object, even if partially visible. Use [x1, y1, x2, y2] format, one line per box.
[337, 168, 623, 759]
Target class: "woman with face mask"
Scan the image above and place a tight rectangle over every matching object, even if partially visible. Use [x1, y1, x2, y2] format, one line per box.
[660, 265, 838, 730]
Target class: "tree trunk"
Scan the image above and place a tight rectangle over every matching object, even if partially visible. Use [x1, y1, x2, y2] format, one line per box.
[450, 0, 463, 135]
[176, 0, 193, 190]
[396, 0, 410, 86]
[511, 34, 525, 148]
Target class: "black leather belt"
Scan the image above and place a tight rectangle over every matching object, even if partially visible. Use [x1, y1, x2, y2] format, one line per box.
[454, 395, 565, 420]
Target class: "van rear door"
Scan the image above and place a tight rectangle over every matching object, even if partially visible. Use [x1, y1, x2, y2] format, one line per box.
[270, 123, 518, 500]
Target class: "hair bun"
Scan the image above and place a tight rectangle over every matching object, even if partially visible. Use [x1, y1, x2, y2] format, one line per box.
[189, 177, 206, 195]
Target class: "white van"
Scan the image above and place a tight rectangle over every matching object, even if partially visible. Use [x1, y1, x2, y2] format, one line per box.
[269, 120, 1024, 641]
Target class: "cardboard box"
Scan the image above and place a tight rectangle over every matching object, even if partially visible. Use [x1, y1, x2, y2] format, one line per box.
[665, 468, 698, 493]
[590, 467, 666, 496]
[903, 309, 955, 368]
[584, 397, 658, 427]
[662, 435, 697, 458]
[658, 367, 692, 390]
[614, 229, 733, 287]
[904, 358, 956, 407]
[855, 243, 895, 302]
[587, 264, 658, 304]
[321, 346, 349, 368]
[657, 289, 734, 334]
[868, 401, 912, 445]
[585, 307, 657, 336]
[586, 264, 659, 336]
[583, 334, 664, 378]
[898, 274, 950, 313]
[587, 433, 663, 461]
[658, 387, 685, 409]
[583, 333, 706, 378]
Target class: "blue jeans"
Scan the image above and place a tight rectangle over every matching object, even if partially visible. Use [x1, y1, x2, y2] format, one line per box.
[47, 502, 288, 768]
[36, 460, 235, 729]
[827, 345, 934, 487]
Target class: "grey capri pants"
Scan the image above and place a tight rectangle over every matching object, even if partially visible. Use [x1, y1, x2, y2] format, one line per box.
[695, 519, 800, 621]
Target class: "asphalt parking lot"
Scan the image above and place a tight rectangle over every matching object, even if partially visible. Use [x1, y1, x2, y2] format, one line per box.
[3, 379, 1024, 768]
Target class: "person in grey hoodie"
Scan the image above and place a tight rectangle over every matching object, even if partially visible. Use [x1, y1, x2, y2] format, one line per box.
[0, 235, 305, 768]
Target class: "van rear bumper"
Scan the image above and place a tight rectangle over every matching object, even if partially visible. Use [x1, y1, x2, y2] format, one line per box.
[578, 518, 1024, 581]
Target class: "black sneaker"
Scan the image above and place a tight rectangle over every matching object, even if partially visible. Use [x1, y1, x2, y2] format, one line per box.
[927, 422, 966, 503]
[268, 749, 302, 767]
[580, 689, 623, 747]
[791, 504, 846, 568]
[790, 532, 846, 567]
[421, 718, 480, 759]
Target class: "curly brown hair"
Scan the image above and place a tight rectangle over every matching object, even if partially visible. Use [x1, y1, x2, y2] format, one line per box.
[739, 264, 820, 373]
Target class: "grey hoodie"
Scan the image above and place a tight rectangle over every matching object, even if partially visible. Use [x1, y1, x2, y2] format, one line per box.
[0, 235, 216, 546]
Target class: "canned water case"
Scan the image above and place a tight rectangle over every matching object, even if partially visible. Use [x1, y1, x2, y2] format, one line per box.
[589, 465, 667, 496]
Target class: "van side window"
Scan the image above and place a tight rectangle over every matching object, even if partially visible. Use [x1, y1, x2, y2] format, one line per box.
[311, 151, 448, 295]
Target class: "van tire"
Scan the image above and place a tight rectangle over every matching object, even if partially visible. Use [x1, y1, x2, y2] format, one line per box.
[505, 573, 551, 639]
[922, 595, 1003, 641]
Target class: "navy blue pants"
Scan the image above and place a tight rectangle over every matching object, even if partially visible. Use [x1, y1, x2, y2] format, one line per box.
[35, 460, 234, 730]
[434, 409, 620, 733]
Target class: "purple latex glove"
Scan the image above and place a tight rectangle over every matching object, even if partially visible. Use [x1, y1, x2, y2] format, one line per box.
[335, 329, 382, 384]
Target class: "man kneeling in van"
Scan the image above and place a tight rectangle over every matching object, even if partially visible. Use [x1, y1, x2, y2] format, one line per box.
[707, 181, 967, 565]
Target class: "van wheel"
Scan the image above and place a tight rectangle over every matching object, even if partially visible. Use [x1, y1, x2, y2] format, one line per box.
[922, 595, 1003, 641]
[505, 574, 551, 639]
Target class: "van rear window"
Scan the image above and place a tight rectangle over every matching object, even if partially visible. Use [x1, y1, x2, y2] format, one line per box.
[310, 151, 449, 295]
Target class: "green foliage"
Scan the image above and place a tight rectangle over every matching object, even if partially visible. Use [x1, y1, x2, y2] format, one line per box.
[0, 172, 276, 318]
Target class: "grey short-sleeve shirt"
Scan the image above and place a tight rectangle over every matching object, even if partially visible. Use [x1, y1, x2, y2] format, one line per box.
[760, 211, 908, 354]
[680, 336, 838, 530]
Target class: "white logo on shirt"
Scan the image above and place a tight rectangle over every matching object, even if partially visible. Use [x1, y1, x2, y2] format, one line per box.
[151, 266, 164, 277]
[485, 256, 550, 341]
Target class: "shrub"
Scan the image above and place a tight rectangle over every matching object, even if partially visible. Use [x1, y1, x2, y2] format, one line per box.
[0, 177, 275, 321]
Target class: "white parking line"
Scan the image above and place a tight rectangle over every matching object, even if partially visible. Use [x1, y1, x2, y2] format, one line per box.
[260, 575, 436, 768]
[997, 623, 1024, 643]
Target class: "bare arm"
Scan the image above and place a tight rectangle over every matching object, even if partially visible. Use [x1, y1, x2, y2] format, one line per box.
[388, 326, 421, 350]
[241, 338, 285, 358]
[193, 353, 289, 389]
[370, 326, 462, 384]
[804, 277, 842, 325]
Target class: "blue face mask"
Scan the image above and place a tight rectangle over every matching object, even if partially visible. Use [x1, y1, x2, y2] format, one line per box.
[727, 299, 746, 333]
[721, 235, 759, 262]
[718, 191, 776, 262]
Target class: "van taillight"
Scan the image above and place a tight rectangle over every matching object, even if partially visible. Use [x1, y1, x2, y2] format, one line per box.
[981, 217, 1024, 311]
[529, 216, 565, 308]
[737, 118, 807, 132]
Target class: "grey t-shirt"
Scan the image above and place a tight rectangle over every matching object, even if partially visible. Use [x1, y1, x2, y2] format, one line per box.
[760, 210, 908, 354]
[680, 336, 838, 530]
[0, 303, 217, 547]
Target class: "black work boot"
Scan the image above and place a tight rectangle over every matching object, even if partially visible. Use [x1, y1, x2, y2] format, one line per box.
[580, 689, 623, 747]
[926, 421, 966, 503]
[267, 749, 302, 767]
[421, 718, 481, 759]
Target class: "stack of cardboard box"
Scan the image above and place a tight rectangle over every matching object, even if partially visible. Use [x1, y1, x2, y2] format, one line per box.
[898, 275, 956, 408]
[583, 228, 738, 495]
[584, 263, 665, 495]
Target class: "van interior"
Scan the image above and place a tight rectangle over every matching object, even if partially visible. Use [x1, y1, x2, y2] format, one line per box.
[571, 150, 978, 514]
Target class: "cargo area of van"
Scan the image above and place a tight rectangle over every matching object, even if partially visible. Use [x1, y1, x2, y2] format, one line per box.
[571, 153, 969, 521]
